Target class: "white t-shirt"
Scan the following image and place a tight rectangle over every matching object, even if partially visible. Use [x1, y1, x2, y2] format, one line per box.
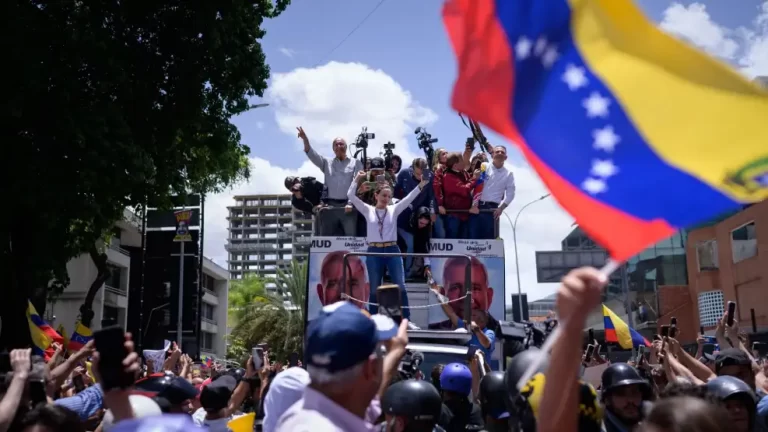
[347, 181, 423, 243]
[192, 407, 239, 432]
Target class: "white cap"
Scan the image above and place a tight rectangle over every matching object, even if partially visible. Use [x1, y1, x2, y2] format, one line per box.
[263, 367, 310, 432]
[102, 395, 162, 431]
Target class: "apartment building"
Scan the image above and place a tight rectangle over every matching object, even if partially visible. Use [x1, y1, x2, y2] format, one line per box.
[225, 194, 312, 281]
[200, 257, 229, 359]
[47, 209, 141, 331]
[684, 200, 768, 334]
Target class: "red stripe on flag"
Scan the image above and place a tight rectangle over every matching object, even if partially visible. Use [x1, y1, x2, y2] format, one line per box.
[604, 328, 618, 343]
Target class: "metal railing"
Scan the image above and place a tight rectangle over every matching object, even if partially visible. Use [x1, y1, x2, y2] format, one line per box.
[203, 288, 216, 297]
[202, 317, 217, 325]
[341, 252, 474, 327]
[104, 284, 127, 296]
[108, 241, 130, 257]
[311, 206, 501, 238]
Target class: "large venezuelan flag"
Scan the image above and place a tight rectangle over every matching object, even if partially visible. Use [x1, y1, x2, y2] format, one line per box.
[603, 305, 650, 349]
[68, 321, 93, 353]
[27, 302, 63, 360]
[443, 0, 768, 261]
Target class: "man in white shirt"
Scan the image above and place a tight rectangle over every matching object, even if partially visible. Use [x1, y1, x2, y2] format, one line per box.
[470, 145, 515, 239]
[275, 302, 404, 432]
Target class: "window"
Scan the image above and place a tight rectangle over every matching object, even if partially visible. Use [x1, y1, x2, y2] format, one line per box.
[201, 332, 214, 350]
[107, 266, 123, 289]
[696, 240, 718, 270]
[731, 222, 757, 263]
[698, 290, 725, 327]
[202, 303, 214, 320]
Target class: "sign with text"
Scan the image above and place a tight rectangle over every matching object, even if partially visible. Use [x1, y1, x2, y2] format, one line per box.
[306, 237, 505, 326]
[173, 210, 193, 242]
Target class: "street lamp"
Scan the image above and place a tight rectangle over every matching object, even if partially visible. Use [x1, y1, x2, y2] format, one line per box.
[248, 103, 270, 110]
[503, 193, 551, 322]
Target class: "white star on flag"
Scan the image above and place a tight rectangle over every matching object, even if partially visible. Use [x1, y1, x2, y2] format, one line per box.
[562, 64, 588, 90]
[591, 159, 619, 178]
[542, 47, 559, 68]
[516, 37, 532, 60]
[583, 92, 611, 118]
[582, 178, 608, 195]
[592, 126, 621, 152]
[534, 37, 548, 56]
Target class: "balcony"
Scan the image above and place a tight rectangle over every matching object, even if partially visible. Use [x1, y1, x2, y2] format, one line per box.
[201, 317, 218, 333]
[203, 288, 219, 306]
[104, 285, 128, 308]
[109, 241, 130, 257]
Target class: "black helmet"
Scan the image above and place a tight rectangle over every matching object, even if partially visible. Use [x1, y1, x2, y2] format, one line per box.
[600, 363, 651, 400]
[479, 372, 509, 420]
[706, 376, 758, 404]
[134, 372, 199, 406]
[504, 348, 549, 414]
[382, 379, 442, 423]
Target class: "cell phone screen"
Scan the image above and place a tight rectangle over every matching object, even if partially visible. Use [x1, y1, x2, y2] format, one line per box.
[252, 347, 264, 370]
[661, 325, 670, 338]
[377, 284, 402, 324]
[93, 326, 133, 391]
[727, 301, 736, 326]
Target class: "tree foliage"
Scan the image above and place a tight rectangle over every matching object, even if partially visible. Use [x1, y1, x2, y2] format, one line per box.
[1, 0, 290, 348]
[227, 261, 307, 363]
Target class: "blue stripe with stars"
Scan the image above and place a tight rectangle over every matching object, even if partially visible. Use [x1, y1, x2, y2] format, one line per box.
[493, 0, 740, 227]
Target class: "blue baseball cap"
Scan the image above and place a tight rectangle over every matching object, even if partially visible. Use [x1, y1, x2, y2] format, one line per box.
[306, 302, 389, 374]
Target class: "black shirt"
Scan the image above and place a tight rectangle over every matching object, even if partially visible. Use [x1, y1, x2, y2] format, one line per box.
[439, 399, 484, 432]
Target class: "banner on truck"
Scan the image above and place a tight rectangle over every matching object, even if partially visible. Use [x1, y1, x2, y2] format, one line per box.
[306, 237, 505, 327]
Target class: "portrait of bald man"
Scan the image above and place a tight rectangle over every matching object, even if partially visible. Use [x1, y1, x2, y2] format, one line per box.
[428, 256, 499, 332]
[316, 250, 370, 309]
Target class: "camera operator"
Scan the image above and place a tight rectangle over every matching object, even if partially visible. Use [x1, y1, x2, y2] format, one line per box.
[395, 158, 435, 275]
[357, 157, 395, 205]
[298, 126, 361, 237]
[284, 176, 326, 215]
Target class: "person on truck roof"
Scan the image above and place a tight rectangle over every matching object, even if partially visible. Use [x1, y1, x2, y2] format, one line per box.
[316, 251, 369, 309]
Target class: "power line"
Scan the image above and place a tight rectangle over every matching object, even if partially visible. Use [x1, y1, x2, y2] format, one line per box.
[313, 0, 389, 67]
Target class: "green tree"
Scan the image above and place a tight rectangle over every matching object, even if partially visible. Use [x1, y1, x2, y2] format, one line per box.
[227, 260, 307, 363]
[2, 0, 290, 348]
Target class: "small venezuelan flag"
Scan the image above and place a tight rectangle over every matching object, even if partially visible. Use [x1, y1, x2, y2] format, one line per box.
[68, 321, 93, 353]
[603, 305, 650, 349]
[443, 0, 768, 261]
[27, 302, 63, 360]
[472, 162, 489, 204]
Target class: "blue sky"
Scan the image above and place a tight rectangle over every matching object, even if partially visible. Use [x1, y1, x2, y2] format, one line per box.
[208, 0, 768, 302]
[233, 0, 762, 168]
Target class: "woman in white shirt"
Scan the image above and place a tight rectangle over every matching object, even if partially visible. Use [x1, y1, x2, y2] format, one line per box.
[347, 170, 429, 319]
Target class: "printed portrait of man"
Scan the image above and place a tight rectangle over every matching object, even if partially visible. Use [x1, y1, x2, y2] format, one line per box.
[316, 250, 370, 309]
[429, 256, 498, 330]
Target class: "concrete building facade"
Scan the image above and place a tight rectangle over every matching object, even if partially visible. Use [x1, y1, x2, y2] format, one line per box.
[200, 257, 229, 359]
[681, 200, 768, 336]
[225, 194, 312, 281]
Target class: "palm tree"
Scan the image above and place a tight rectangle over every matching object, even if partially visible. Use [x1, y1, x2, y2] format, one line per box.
[227, 260, 307, 362]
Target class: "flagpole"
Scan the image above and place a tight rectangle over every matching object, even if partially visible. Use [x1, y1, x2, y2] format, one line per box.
[620, 263, 636, 358]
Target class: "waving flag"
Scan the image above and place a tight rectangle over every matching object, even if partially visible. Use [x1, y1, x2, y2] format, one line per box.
[603, 305, 650, 349]
[27, 302, 63, 360]
[443, 0, 768, 261]
[68, 321, 93, 353]
[57, 324, 70, 351]
[472, 162, 489, 204]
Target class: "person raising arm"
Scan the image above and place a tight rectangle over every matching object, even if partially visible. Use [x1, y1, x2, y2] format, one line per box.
[347, 170, 429, 323]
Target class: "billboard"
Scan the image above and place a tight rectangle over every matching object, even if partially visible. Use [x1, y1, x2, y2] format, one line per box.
[306, 237, 506, 327]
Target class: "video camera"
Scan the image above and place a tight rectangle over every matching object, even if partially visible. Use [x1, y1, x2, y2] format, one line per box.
[398, 349, 425, 380]
[352, 127, 375, 163]
[382, 141, 396, 169]
[414, 127, 438, 167]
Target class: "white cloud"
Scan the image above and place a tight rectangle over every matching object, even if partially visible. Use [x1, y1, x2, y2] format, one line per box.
[278, 47, 296, 59]
[255, 121, 265, 130]
[660, 1, 768, 77]
[204, 61, 571, 302]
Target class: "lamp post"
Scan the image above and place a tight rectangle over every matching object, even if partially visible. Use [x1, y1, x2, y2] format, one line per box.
[505, 194, 551, 322]
[248, 103, 270, 110]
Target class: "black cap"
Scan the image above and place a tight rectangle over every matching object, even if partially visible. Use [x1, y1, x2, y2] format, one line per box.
[600, 363, 651, 400]
[370, 157, 385, 170]
[382, 379, 442, 421]
[479, 372, 509, 419]
[715, 348, 751, 374]
[200, 375, 237, 411]
[134, 373, 199, 405]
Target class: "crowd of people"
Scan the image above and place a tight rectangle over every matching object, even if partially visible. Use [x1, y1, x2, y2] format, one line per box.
[3, 268, 764, 431]
[285, 126, 516, 243]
